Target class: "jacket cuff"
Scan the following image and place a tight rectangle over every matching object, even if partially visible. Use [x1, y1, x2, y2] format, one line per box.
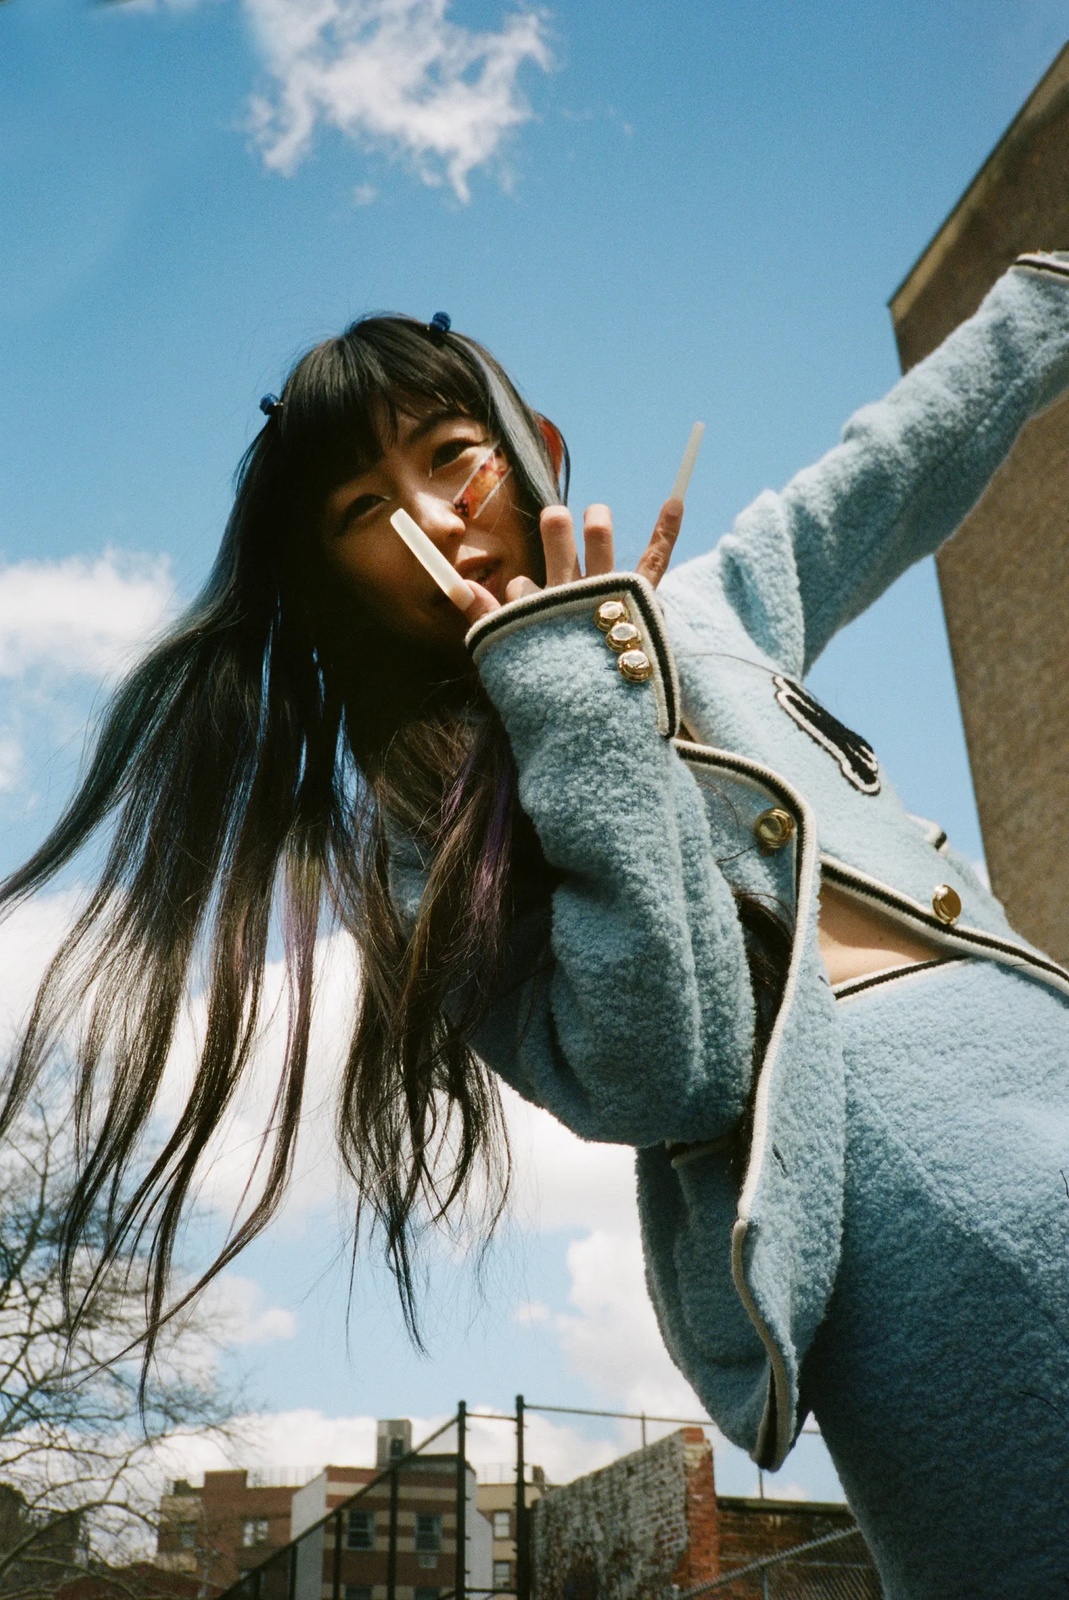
[464, 572, 681, 737]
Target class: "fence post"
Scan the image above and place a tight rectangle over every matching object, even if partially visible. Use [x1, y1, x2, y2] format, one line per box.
[456, 1402, 467, 1600]
[387, 1467, 399, 1600]
[515, 1394, 528, 1600]
[331, 1511, 342, 1600]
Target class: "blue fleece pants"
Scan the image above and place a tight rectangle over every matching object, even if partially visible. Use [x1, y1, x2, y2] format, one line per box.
[802, 958, 1069, 1599]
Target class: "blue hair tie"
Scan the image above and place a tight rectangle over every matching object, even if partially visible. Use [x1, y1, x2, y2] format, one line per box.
[260, 394, 282, 418]
[428, 311, 451, 336]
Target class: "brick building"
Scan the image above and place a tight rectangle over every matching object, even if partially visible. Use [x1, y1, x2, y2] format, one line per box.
[889, 41, 1069, 968]
[286, 1449, 492, 1600]
[155, 1423, 494, 1600]
[529, 1429, 878, 1599]
[156, 1471, 303, 1590]
[473, 1472, 549, 1597]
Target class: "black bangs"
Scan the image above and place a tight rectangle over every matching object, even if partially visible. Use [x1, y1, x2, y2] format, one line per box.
[274, 316, 490, 504]
[253, 314, 564, 538]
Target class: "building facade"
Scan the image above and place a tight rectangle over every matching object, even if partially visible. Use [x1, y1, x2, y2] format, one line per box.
[474, 1471, 549, 1597]
[889, 41, 1069, 967]
[156, 1471, 301, 1591]
[155, 1424, 494, 1600]
[529, 1430, 878, 1600]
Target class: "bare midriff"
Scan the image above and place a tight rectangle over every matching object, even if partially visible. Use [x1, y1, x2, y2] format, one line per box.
[818, 877, 944, 985]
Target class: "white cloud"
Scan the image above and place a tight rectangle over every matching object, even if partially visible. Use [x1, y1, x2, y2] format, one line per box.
[203, 1273, 298, 1346]
[0, 888, 85, 1046]
[513, 1299, 550, 1324]
[0, 735, 23, 792]
[499, 1085, 636, 1235]
[0, 550, 174, 679]
[554, 1229, 706, 1420]
[244, 0, 552, 200]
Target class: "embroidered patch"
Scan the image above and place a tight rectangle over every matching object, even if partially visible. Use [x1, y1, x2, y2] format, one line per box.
[772, 674, 881, 794]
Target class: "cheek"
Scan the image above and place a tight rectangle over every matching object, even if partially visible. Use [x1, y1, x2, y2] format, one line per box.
[323, 535, 415, 621]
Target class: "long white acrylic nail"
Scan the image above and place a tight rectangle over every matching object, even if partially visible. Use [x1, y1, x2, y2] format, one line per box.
[390, 508, 475, 612]
[670, 422, 705, 502]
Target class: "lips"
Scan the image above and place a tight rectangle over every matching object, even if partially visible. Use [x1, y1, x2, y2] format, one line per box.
[456, 555, 504, 600]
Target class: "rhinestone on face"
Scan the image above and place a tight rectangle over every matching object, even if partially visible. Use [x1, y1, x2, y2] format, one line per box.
[753, 807, 796, 852]
[594, 599, 628, 632]
[617, 649, 653, 683]
[606, 620, 642, 653]
[931, 884, 962, 925]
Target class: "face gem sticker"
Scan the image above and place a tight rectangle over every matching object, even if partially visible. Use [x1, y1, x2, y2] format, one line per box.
[772, 674, 881, 794]
[453, 445, 512, 521]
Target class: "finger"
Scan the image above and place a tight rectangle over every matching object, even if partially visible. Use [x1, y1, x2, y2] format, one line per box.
[540, 505, 581, 587]
[461, 580, 500, 621]
[504, 575, 542, 603]
[636, 496, 683, 588]
[582, 503, 614, 576]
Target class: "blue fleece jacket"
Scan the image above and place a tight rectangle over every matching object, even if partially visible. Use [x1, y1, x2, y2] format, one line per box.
[394, 254, 1069, 1470]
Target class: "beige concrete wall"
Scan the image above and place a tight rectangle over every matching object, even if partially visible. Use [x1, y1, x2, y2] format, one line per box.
[890, 43, 1069, 964]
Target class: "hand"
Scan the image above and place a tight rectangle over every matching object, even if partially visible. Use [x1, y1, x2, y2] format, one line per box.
[464, 497, 684, 620]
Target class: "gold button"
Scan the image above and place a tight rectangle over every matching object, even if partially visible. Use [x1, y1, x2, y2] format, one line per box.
[753, 807, 796, 852]
[617, 649, 653, 683]
[606, 620, 642, 653]
[932, 884, 962, 925]
[594, 599, 628, 632]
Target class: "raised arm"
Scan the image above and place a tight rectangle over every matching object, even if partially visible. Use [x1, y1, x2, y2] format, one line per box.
[457, 573, 757, 1147]
[663, 253, 1069, 675]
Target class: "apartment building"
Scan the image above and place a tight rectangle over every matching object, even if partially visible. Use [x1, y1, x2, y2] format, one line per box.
[156, 1423, 494, 1600]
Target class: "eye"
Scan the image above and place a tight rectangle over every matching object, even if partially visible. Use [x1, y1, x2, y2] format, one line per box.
[336, 492, 383, 533]
[430, 435, 484, 472]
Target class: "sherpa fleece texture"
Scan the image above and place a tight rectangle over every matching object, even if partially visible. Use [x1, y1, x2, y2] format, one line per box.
[805, 959, 1069, 1597]
[402, 256, 1069, 1478]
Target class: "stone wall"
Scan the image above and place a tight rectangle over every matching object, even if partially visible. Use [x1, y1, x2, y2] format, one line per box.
[530, 1428, 717, 1600]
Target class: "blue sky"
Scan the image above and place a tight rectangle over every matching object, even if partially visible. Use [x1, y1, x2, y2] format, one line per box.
[2, 0, 1067, 1503]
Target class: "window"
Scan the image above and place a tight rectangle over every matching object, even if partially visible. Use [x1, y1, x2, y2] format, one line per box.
[343, 1589, 372, 1600]
[177, 1524, 198, 1551]
[492, 1511, 511, 1541]
[414, 1590, 439, 1600]
[241, 1519, 270, 1548]
[493, 1559, 512, 1589]
[414, 1514, 441, 1554]
[346, 1510, 376, 1551]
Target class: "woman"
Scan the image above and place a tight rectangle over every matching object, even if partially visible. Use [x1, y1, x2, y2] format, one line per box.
[5, 255, 1069, 1596]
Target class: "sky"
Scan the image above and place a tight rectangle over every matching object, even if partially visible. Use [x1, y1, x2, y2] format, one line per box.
[2, 0, 1067, 1508]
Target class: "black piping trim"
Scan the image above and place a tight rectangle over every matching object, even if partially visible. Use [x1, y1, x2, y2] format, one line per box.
[674, 739, 805, 900]
[833, 956, 968, 1001]
[466, 572, 679, 735]
[821, 858, 1069, 986]
[675, 735, 818, 1467]
[1015, 253, 1069, 281]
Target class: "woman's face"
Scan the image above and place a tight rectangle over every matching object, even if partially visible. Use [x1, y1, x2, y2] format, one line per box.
[317, 404, 538, 656]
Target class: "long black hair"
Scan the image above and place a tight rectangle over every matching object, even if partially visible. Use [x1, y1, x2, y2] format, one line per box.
[0, 313, 787, 1369]
[0, 315, 564, 1356]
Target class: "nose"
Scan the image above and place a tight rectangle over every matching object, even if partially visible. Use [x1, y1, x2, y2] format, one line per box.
[409, 488, 466, 548]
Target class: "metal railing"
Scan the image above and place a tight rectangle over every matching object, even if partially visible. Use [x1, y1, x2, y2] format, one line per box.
[216, 1398, 876, 1600]
[221, 1401, 530, 1600]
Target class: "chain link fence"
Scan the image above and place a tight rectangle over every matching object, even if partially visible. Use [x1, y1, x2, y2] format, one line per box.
[681, 1525, 881, 1599]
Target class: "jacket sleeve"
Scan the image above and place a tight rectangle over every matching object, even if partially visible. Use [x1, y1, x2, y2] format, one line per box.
[663, 253, 1069, 675]
[461, 573, 757, 1147]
